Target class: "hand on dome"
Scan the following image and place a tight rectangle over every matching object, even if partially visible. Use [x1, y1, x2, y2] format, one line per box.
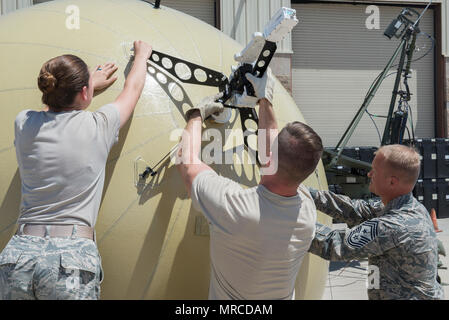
[92, 62, 118, 94]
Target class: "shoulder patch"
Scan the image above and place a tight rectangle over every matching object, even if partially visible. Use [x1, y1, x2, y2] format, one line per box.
[345, 220, 379, 249]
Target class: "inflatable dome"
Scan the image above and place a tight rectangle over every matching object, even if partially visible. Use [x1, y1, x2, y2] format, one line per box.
[0, 0, 331, 299]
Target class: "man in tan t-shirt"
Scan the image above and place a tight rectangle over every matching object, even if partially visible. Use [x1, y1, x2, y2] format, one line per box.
[176, 69, 323, 299]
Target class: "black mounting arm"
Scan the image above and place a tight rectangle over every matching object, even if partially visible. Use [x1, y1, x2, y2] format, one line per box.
[147, 41, 278, 165]
[149, 50, 228, 88]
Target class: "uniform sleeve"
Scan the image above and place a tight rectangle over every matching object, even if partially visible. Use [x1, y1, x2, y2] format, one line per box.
[309, 188, 384, 227]
[92, 103, 120, 150]
[191, 170, 243, 232]
[308, 219, 398, 261]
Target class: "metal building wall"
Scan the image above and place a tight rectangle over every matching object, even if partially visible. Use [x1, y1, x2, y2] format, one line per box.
[445, 0, 449, 56]
[0, 0, 32, 15]
[220, 0, 293, 53]
[297, 0, 447, 57]
[291, 2, 435, 147]
[218, 0, 447, 57]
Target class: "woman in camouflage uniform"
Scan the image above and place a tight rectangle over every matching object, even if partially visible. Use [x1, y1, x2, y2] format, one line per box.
[0, 41, 152, 300]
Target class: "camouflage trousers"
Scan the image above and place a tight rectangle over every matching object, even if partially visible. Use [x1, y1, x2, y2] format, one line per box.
[0, 235, 103, 300]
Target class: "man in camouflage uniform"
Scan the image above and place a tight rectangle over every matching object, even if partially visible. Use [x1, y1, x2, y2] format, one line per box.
[308, 144, 444, 300]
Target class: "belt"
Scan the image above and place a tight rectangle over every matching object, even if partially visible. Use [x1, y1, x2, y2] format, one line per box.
[16, 224, 95, 241]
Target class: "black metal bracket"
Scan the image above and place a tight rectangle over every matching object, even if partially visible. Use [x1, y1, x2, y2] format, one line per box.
[145, 39, 278, 167]
[140, 166, 158, 179]
[149, 50, 228, 87]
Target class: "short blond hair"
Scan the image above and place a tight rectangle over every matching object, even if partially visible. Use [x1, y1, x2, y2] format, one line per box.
[375, 144, 421, 184]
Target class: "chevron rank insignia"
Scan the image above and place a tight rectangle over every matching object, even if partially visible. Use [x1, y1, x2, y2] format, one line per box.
[345, 220, 379, 249]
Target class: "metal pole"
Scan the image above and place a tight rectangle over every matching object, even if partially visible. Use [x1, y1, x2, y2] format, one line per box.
[326, 37, 407, 168]
[381, 30, 411, 145]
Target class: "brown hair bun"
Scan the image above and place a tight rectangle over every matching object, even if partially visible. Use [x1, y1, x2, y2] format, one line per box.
[37, 55, 90, 110]
[38, 71, 58, 94]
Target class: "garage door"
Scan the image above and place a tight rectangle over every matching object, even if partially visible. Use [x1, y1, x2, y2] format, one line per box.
[162, 0, 215, 27]
[291, 2, 435, 147]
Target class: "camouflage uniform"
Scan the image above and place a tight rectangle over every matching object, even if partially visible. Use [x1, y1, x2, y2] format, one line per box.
[308, 188, 444, 300]
[0, 234, 103, 300]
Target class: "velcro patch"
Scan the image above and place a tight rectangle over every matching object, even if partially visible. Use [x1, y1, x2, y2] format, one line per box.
[345, 220, 379, 249]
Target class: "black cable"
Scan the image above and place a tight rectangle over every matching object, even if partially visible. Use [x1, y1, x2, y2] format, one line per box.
[405, 126, 411, 141]
[363, 69, 398, 139]
[400, 76, 415, 141]
[365, 110, 387, 119]
[364, 69, 399, 102]
[409, 32, 435, 64]
[364, 69, 396, 100]
[366, 110, 383, 144]
[406, 102, 416, 141]
[364, 71, 398, 118]
[390, 32, 435, 69]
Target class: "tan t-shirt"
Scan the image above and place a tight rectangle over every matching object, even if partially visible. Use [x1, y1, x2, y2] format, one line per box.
[14, 104, 120, 228]
[191, 170, 317, 300]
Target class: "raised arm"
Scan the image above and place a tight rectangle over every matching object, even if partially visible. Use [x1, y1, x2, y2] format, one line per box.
[246, 68, 277, 168]
[114, 40, 153, 128]
[258, 98, 277, 166]
[309, 188, 384, 227]
[176, 93, 224, 197]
